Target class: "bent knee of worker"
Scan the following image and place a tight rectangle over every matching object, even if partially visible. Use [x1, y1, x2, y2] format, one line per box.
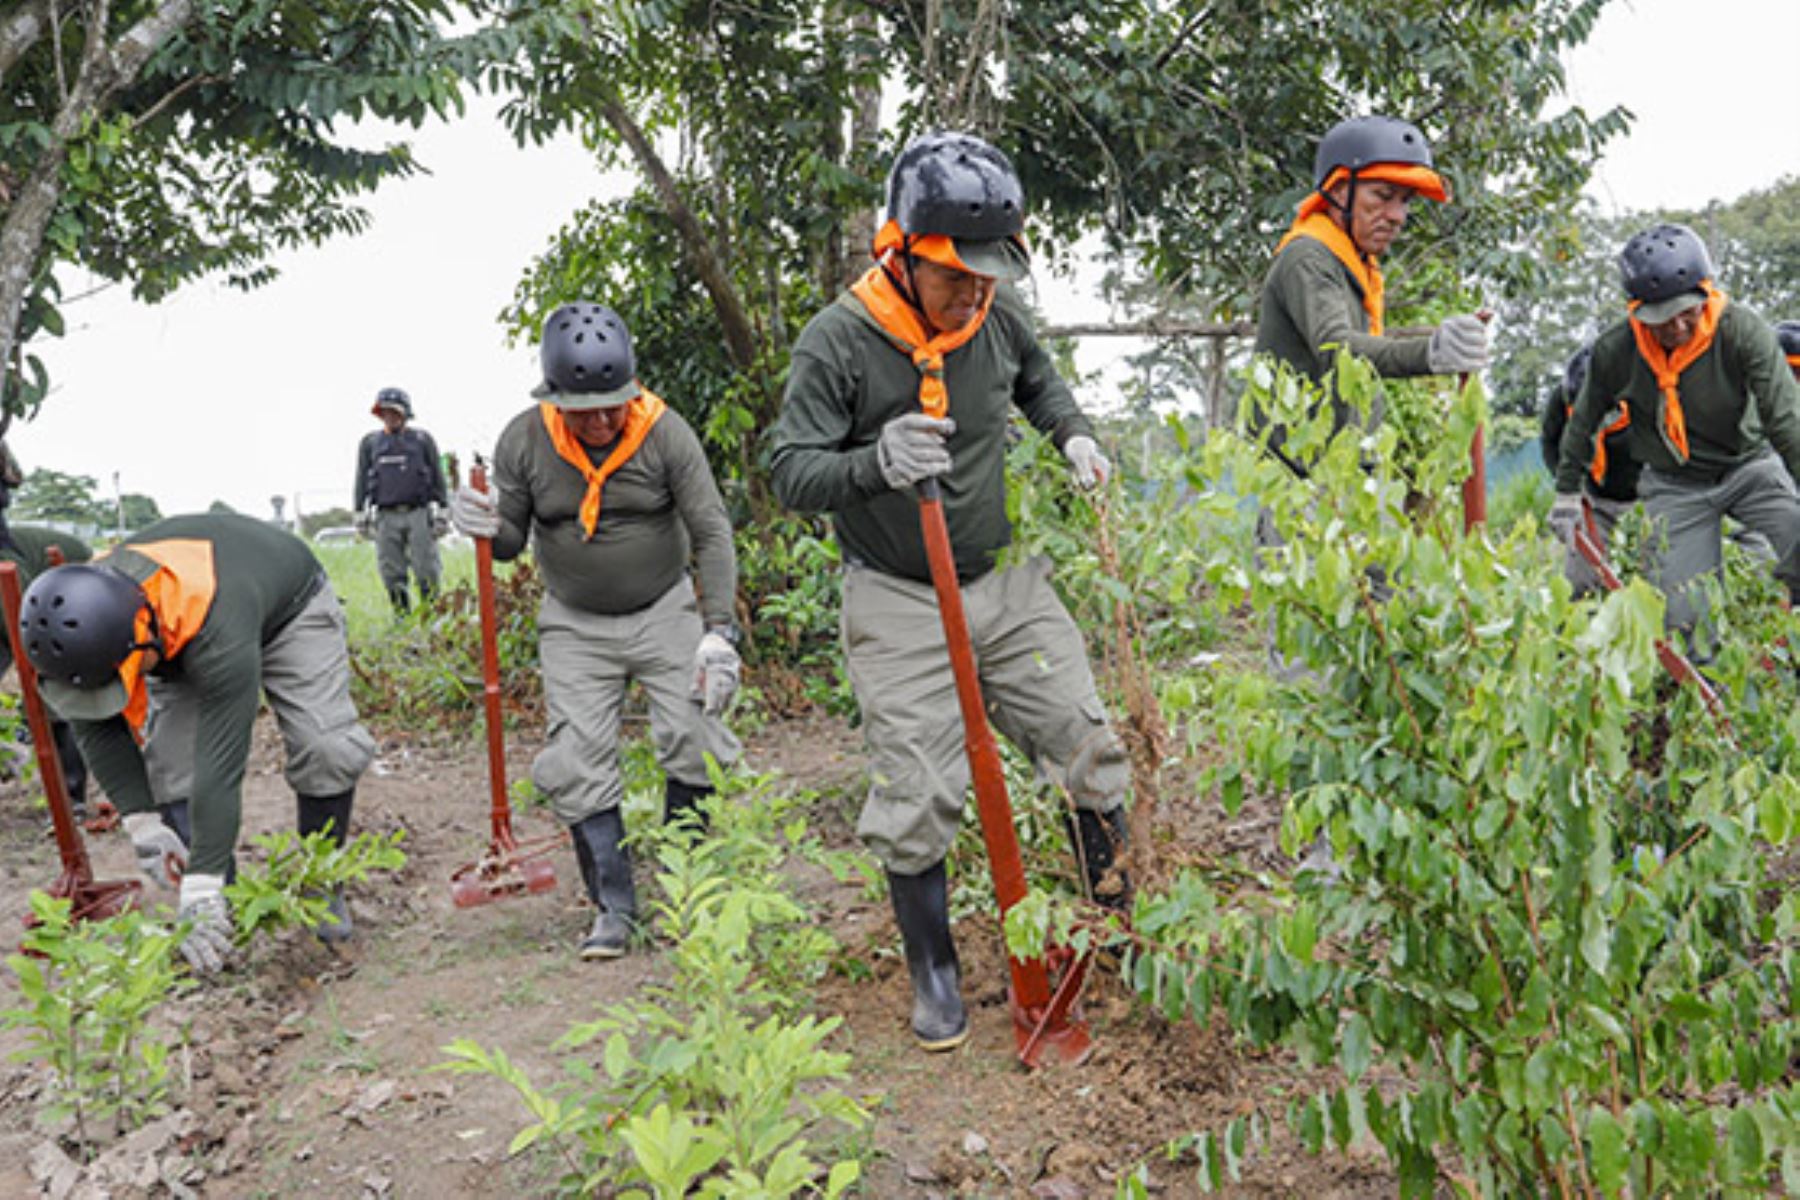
[532, 738, 622, 824]
[1052, 702, 1129, 807]
[858, 788, 964, 875]
[284, 724, 377, 794]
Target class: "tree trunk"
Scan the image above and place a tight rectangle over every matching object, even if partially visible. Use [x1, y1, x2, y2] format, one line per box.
[594, 92, 759, 374]
[0, 0, 198, 411]
[841, 9, 882, 292]
[0, 0, 52, 85]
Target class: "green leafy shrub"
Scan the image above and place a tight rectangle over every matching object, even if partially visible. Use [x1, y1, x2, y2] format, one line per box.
[441, 770, 866, 1198]
[228, 828, 408, 942]
[3, 894, 188, 1153]
[1020, 357, 1800, 1196]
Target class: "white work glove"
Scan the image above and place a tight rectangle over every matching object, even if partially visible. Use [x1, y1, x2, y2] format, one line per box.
[1427, 314, 1493, 374]
[353, 505, 375, 539]
[877, 414, 955, 491]
[450, 484, 501, 539]
[691, 629, 741, 718]
[428, 502, 450, 538]
[1547, 492, 1583, 545]
[1063, 435, 1112, 489]
[176, 873, 234, 975]
[123, 811, 188, 889]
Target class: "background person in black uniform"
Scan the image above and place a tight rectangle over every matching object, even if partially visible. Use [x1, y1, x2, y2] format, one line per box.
[353, 387, 447, 614]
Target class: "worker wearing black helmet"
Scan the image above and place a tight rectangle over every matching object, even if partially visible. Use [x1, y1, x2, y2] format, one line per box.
[1551, 224, 1800, 637]
[18, 515, 376, 973]
[450, 302, 741, 962]
[1254, 115, 1491, 463]
[768, 131, 1130, 1053]
[353, 386, 448, 615]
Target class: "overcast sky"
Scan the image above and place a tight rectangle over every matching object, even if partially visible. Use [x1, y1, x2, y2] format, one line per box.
[22, 0, 1800, 519]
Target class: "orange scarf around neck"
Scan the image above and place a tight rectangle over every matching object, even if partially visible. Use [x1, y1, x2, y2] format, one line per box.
[847, 262, 995, 419]
[1588, 403, 1632, 486]
[109, 540, 217, 738]
[1276, 211, 1385, 335]
[538, 391, 668, 539]
[1628, 282, 1726, 462]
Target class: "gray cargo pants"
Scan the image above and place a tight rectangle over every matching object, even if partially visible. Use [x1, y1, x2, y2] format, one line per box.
[375, 505, 441, 607]
[842, 557, 1129, 875]
[1640, 449, 1800, 634]
[532, 578, 741, 826]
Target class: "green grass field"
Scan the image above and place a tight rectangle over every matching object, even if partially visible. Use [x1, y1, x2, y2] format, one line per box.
[311, 541, 480, 644]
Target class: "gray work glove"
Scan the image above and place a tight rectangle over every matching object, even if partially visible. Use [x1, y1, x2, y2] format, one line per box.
[450, 484, 501, 539]
[1547, 491, 1583, 545]
[1063, 435, 1112, 489]
[428, 502, 450, 538]
[353, 505, 375, 540]
[176, 873, 234, 975]
[123, 811, 188, 889]
[691, 629, 741, 718]
[1427, 314, 1493, 374]
[877, 414, 955, 491]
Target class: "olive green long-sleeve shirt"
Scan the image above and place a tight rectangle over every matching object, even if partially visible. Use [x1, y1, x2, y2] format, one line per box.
[768, 285, 1093, 583]
[489, 403, 737, 628]
[68, 515, 324, 852]
[1555, 303, 1800, 493]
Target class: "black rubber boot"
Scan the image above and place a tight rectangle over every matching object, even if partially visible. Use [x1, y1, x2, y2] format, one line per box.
[387, 583, 411, 615]
[1070, 806, 1131, 911]
[570, 809, 637, 960]
[887, 862, 968, 1052]
[297, 790, 356, 942]
[663, 778, 712, 832]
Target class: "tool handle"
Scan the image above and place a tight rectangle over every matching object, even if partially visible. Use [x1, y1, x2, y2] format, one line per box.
[470, 461, 515, 848]
[0, 562, 91, 881]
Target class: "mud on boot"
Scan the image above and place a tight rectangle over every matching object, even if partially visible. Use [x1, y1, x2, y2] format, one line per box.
[887, 862, 968, 1052]
[571, 808, 638, 960]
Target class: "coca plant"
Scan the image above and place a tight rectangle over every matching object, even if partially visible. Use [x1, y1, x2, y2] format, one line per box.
[1033, 358, 1799, 1195]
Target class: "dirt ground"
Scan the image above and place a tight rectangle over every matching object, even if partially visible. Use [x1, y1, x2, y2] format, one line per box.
[0, 708, 1400, 1198]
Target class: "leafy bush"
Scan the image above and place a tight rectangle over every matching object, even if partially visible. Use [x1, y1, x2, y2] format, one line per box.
[4, 894, 188, 1153]
[229, 828, 408, 942]
[441, 769, 866, 1198]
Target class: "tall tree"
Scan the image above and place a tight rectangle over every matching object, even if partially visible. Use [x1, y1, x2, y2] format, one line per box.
[0, 1, 549, 426]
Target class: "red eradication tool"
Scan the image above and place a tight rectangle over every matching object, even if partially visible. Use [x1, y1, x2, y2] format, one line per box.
[1571, 497, 1734, 737]
[0, 562, 142, 924]
[915, 477, 1093, 1069]
[449, 461, 561, 908]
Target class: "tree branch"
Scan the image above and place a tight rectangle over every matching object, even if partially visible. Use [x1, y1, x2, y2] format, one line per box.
[0, 0, 53, 85]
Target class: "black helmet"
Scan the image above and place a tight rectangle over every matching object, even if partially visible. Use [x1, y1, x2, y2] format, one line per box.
[532, 302, 640, 409]
[19, 564, 149, 719]
[1313, 115, 1439, 191]
[1776, 320, 1800, 360]
[1563, 343, 1594, 405]
[885, 131, 1029, 280]
[1618, 224, 1714, 322]
[372, 386, 412, 419]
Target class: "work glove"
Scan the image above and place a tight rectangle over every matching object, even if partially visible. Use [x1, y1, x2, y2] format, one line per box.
[428, 502, 450, 538]
[353, 505, 375, 540]
[1063, 435, 1112, 489]
[123, 811, 188, 889]
[450, 484, 501, 539]
[691, 628, 741, 717]
[1427, 314, 1493, 374]
[877, 414, 955, 491]
[1547, 491, 1583, 545]
[175, 873, 234, 976]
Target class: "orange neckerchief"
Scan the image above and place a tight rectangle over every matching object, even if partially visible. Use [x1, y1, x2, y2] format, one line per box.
[1276, 211, 1386, 335]
[1628, 281, 1727, 462]
[107, 540, 217, 737]
[538, 391, 668, 539]
[1787, 353, 1800, 371]
[846, 261, 995, 419]
[1588, 402, 1632, 485]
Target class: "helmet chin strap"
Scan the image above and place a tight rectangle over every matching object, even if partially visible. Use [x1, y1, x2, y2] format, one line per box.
[1319, 170, 1373, 258]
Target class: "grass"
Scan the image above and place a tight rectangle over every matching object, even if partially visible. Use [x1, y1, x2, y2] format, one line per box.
[310, 540, 481, 644]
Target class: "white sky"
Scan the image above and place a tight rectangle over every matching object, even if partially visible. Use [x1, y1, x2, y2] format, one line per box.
[23, 0, 1800, 519]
